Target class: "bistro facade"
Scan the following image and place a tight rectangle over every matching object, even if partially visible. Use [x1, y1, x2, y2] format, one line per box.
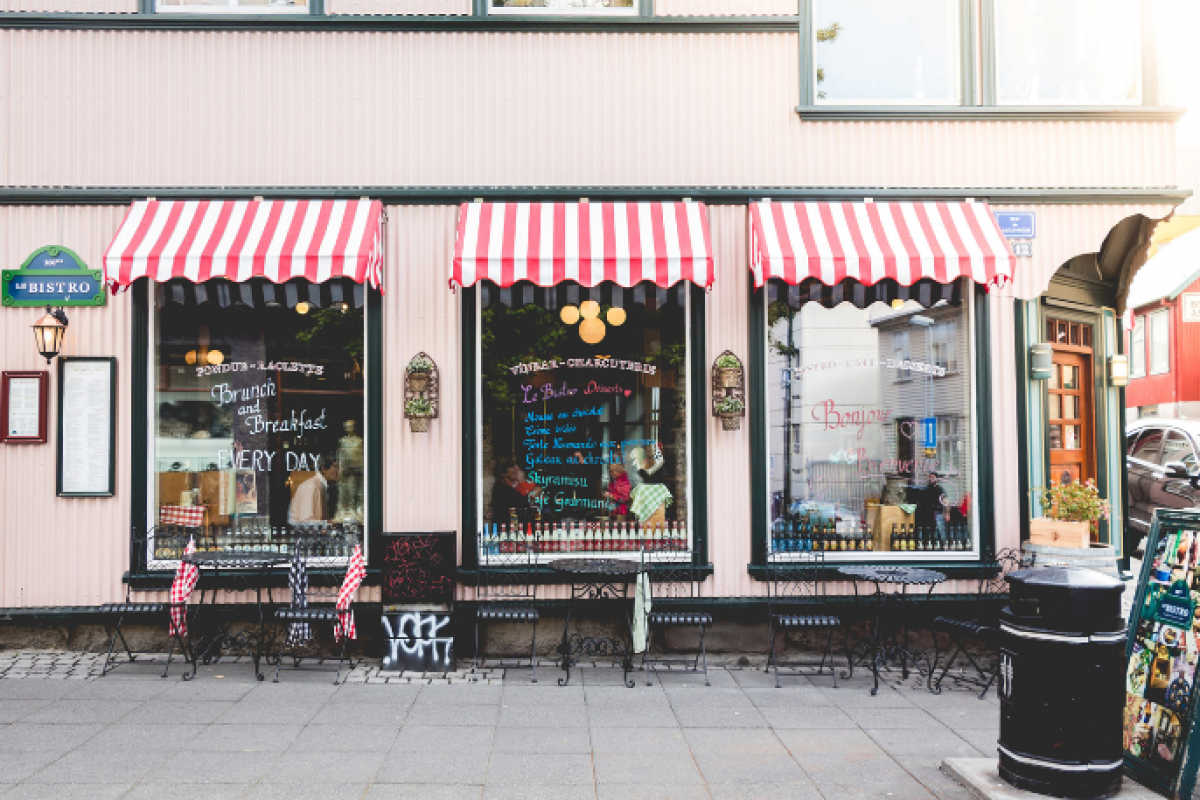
[0, 0, 1188, 633]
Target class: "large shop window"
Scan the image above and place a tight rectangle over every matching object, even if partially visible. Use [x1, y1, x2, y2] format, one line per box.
[150, 280, 366, 564]
[490, 0, 637, 13]
[478, 282, 690, 558]
[813, 0, 961, 104]
[994, 0, 1141, 104]
[749, 200, 1015, 561]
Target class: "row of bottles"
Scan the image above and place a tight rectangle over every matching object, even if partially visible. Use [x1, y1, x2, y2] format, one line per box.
[480, 521, 688, 556]
[889, 523, 972, 552]
[152, 527, 361, 561]
[771, 518, 874, 553]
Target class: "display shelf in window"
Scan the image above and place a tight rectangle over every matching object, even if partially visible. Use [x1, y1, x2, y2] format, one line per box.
[403, 353, 439, 433]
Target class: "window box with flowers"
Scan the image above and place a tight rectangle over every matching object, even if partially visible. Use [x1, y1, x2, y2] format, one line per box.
[1030, 479, 1111, 549]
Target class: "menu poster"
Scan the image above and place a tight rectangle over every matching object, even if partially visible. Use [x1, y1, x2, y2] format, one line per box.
[1124, 509, 1200, 798]
[1, 371, 48, 443]
[57, 358, 116, 497]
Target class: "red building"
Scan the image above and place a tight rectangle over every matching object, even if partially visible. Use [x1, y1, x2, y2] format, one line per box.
[1126, 225, 1200, 419]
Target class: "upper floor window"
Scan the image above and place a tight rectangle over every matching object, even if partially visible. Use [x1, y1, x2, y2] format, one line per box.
[995, 0, 1142, 105]
[813, 0, 961, 104]
[1131, 316, 1146, 378]
[157, 0, 310, 11]
[490, 0, 637, 13]
[1150, 309, 1170, 375]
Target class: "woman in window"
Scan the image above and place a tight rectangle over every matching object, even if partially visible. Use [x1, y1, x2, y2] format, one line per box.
[628, 445, 673, 526]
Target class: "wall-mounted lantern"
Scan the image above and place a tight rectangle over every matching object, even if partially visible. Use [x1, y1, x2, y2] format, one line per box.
[32, 306, 69, 364]
[1109, 354, 1130, 388]
[1029, 342, 1053, 381]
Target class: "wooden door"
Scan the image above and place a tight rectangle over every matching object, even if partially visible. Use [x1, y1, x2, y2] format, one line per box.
[1047, 350, 1094, 488]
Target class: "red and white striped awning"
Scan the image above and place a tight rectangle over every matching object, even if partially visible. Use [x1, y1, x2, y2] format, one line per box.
[103, 199, 384, 290]
[749, 201, 1014, 289]
[452, 202, 714, 289]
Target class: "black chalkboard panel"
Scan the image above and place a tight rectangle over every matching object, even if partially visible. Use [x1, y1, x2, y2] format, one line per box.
[381, 531, 456, 604]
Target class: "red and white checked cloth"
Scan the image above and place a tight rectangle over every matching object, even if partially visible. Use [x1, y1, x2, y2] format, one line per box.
[160, 505, 205, 527]
[334, 544, 366, 642]
[168, 537, 199, 637]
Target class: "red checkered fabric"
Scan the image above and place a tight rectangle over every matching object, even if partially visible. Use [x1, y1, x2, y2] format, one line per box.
[168, 537, 199, 637]
[160, 505, 204, 527]
[334, 545, 366, 642]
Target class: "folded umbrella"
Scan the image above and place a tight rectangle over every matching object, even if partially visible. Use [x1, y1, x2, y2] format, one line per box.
[168, 536, 199, 637]
[334, 544, 366, 642]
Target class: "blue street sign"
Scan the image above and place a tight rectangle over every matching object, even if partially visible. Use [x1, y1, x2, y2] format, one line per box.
[922, 417, 937, 449]
[995, 211, 1036, 239]
[3, 246, 106, 307]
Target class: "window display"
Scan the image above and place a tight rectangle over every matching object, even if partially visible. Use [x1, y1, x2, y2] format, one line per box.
[765, 279, 977, 557]
[491, 0, 635, 11]
[478, 281, 688, 559]
[151, 279, 364, 565]
[157, 0, 310, 10]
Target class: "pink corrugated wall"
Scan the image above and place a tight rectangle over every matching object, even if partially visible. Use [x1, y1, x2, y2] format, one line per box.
[1002, 204, 1178, 300]
[0, 206, 132, 608]
[656, 0, 796, 14]
[0, 30, 1177, 190]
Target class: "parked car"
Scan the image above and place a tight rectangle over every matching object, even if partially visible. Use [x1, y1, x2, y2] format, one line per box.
[1126, 418, 1200, 554]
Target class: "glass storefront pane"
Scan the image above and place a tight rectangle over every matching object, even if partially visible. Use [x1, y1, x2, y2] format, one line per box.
[996, 0, 1141, 104]
[766, 282, 976, 557]
[491, 0, 635, 10]
[814, 0, 960, 104]
[478, 282, 688, 558]
[151, 281, 364, 564]
[158, 0, 309, 8]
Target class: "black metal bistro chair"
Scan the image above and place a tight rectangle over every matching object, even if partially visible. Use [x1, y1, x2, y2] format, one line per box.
[930, 548, 1029, 698]
[271, 531, 362, 685]
[99, 527, 194, 678]
[473, 528, 540, 683]
[764, 549, 850, 688]
[639, 543, 712, 686]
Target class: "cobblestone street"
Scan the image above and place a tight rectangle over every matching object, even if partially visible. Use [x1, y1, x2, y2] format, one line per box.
[0, 650, 999, 799]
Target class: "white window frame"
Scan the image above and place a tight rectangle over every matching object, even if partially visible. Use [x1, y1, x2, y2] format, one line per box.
[156, 0, 310, 13]
[931, 318, 959, 374]
[812, 0, 963, 106]
[488, 0, 639, 15]
[1149, 309, 1170, 376]
[893, 330, 912, 383]
[1131, 315, 1146, 378]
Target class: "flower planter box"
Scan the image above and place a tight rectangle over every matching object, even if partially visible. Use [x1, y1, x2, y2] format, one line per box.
[407, 372, 430, 393]
[1028, 518, 1091, 549]
[719, 414, 741, 431]
[718, 367, 741, 388]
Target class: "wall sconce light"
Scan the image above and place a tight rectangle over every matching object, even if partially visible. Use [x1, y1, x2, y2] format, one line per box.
[1109, 354, 1130, 387]
[1029, 343, 1053, 381]
[32, 306, 69, 364]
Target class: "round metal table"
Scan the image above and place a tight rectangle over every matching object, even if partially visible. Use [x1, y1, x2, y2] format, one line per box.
[839, 565, 947, 695]
[182, 552, 289, 681]
[548, 558, 642, 688]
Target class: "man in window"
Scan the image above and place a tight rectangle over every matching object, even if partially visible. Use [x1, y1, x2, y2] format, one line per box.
[289, 451, 341, 526]
[913, 471, 949, 542]
[492, 459, 541, 524]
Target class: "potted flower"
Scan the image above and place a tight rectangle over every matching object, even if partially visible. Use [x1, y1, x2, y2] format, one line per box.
[1030, 479, 1111, 549]
[405, 397, 434, 433]
[715, 353, 742, 388]
[406, 355, 435, 393]
[715, 396, 744, 431]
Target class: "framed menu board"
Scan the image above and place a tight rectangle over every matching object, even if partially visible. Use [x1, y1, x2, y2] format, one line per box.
[1, 371, 49, 444]
[1124, 508, 1200, 797]
[56, 357, 116, 497]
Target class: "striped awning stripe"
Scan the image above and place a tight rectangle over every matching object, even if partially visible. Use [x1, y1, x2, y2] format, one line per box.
[749, 201, 1014, 289]
[452, 201, 714, 289]
[103, 199, 384, 290]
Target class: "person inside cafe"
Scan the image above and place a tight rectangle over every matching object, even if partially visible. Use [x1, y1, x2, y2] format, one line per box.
[492, 459, 541, 523]
[288, 450, 341, 525]
[912, 470, 949, 541]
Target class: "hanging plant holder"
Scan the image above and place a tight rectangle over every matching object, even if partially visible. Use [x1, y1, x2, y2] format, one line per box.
[404, 352, 439, 434]
[711, 350, 745, 432]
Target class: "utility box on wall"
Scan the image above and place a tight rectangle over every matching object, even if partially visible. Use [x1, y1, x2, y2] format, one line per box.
[380, 532, 456, 671]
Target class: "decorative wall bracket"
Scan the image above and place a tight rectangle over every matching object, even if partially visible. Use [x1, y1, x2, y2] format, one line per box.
[711, 350, 745, 431]
[404, 352, 439, 433]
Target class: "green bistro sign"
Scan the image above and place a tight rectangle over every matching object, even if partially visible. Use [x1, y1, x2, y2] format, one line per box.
[3, 246, 106, 308]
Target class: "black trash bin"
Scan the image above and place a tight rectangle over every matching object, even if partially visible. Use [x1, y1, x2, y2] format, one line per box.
[997, 567, 1127, 799]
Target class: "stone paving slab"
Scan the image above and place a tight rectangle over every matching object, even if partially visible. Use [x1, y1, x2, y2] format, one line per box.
[0, 649, 1006, 798]
[942, 758, 1156, 800]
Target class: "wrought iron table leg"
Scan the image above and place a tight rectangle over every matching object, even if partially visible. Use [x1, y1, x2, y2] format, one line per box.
[557, 596, 577, 686]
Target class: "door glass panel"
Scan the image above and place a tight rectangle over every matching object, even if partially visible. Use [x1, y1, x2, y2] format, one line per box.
[1062, 395, 1078, 421]
[1048, 394, 1061, 420]
[1049, 365, 1061, 389]
[1062, 365, 1078, 389]
[1064, 425, 1080, 450]
[1049, 424, 1063, 450]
